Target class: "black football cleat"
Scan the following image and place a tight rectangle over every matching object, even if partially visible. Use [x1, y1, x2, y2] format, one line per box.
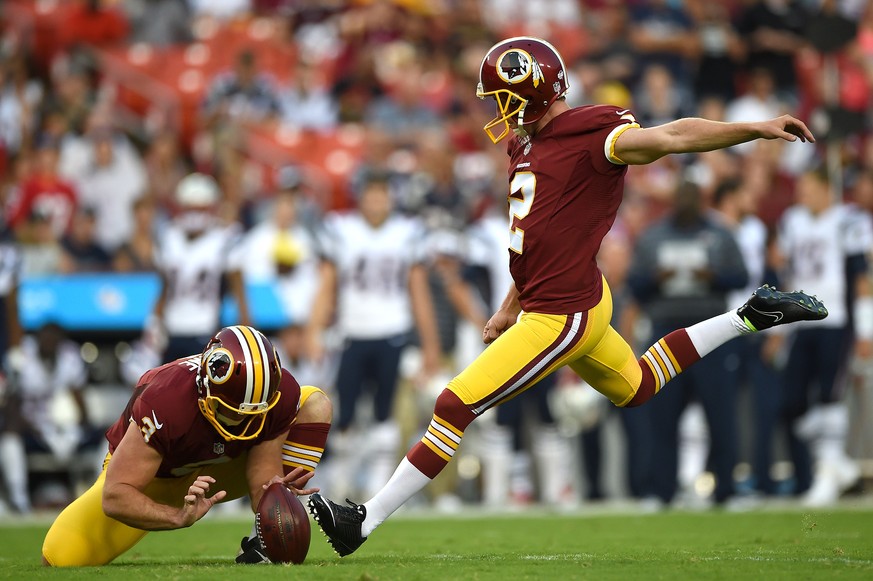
[308, 493, 367, 557]
[235, 535, 271, 564]
[737, 284, 828, 332]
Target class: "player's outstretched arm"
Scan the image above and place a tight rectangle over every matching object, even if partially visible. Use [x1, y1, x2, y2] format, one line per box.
[103, 422, 227, 530]
[614, 114, 815, 165]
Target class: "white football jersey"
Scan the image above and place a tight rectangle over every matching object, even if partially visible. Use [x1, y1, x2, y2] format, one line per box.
[18, 335, 87, 433]
[727, 215, 769, 310]
[779, 203, 873, 328]
[155, 222, 245, 336]
[242, 222, 319, 325]
[319, 212, 426, 339]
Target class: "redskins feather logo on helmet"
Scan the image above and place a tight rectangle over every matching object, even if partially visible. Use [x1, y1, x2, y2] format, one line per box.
[476, 37, 569, 143]
[196, 325, 282, 441]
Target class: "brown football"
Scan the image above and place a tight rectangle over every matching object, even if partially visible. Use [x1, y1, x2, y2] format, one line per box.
[256, 483, 311, 564]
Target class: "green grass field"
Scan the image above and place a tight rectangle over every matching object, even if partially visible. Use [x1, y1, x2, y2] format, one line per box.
[2, 505, 872, 580]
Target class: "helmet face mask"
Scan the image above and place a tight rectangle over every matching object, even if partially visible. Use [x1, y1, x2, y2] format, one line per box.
[196, 326, 282, 441]
[477, 37, 569, 144]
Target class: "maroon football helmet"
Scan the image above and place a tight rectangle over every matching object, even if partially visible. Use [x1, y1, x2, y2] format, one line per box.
[196, 325, 282, 441]
[476, 36, 569, 143]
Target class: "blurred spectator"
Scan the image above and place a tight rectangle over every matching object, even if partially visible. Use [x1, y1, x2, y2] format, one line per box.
[112, 197, 159, 272]
[150, 173, 250, 362]
[7, 139, 78, 240]
[200, 49, 283, 129]
[143, 130, 191, 214]
[363, 46, 442, 141]
[59, 206, 113, 273]
[188, 0, 253, 21]
[582, 3, 636, 91]
[63, 127, 147, 252]
[0, 323, 99, 514]
[242, 166, 320, 326]
[480, 0, 581, 31]
[123, 0, 193, 46]
[628, 0, 696, 90]
[633, 64, 693, 128]
[775, 166, 872, 506]
[59, 0, 130, 53]
[280, 57, 339, 132]
[628, 180, 749, 507]
[735, 0, 807, 101]
[690, 1, 744, 102]
[0, 53, 43, 157]
[306, 172, 441, 500]
[724, 67, 782, 154]
[41, 60, 96, 139]
[17, 209, 64, 277]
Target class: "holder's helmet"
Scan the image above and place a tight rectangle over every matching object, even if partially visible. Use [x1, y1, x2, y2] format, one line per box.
[196, 325, 282, 441]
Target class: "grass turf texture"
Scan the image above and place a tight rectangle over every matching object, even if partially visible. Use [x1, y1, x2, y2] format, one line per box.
[1, 508, 872, 580]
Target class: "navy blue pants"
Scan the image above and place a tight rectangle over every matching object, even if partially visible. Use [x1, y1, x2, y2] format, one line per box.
[335, 334, 408, 430]
[781, 326, 852, 494]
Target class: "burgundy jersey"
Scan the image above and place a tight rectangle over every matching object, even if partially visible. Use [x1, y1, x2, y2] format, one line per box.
[506, 105, 638, 314]
[105, 357, 301, 478]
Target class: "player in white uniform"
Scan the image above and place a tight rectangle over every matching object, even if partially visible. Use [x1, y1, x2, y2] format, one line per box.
[777, 167, 873, 506]
[150, 173, 250, 363]
[0, 323, 96, 513]
[306, 173, 440, 499]
[0, 231, 25, 513]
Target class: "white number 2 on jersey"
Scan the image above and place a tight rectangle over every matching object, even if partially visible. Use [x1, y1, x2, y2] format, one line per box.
[508, 172, 536, 254]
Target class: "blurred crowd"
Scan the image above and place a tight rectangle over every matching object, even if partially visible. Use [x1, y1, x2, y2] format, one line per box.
[2, 0, 873, 515]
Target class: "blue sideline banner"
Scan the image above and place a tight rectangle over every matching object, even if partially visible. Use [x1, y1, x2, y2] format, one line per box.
[18, 274, 289, 332]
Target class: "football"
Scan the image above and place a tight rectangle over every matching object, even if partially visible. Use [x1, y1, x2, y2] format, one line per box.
[256, 483, 311, 564]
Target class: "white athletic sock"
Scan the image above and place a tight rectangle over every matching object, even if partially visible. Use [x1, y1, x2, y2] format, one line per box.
[480, 423, 513, 506]
[362, 457, 431, 537]
[0, 433, 30, 513]
[685, 312, 748, 357]
[533, 426, 571, 505]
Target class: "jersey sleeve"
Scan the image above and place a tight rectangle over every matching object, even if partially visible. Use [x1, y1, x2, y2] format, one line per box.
[128, 392, 172, 457]
[562, 105, 641, 175]
[315, 214, 342, 263]
[597, 106, 641, 168]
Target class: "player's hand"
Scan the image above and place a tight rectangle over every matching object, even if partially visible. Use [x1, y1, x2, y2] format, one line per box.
[483, 308, 518, 344]
[264, 467, 319, 496]
[757, 114, 815, 144]
[180, 475, 226, 527]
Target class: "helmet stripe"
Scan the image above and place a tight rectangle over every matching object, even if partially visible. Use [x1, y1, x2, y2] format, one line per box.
[229, 325, 255, 406]
[248, 326, 271, 405]
[237, 325, 266, 405]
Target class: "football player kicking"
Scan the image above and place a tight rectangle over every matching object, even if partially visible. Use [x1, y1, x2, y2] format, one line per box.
[41, 325, 332, 566]
[308, 36, 827, 557]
